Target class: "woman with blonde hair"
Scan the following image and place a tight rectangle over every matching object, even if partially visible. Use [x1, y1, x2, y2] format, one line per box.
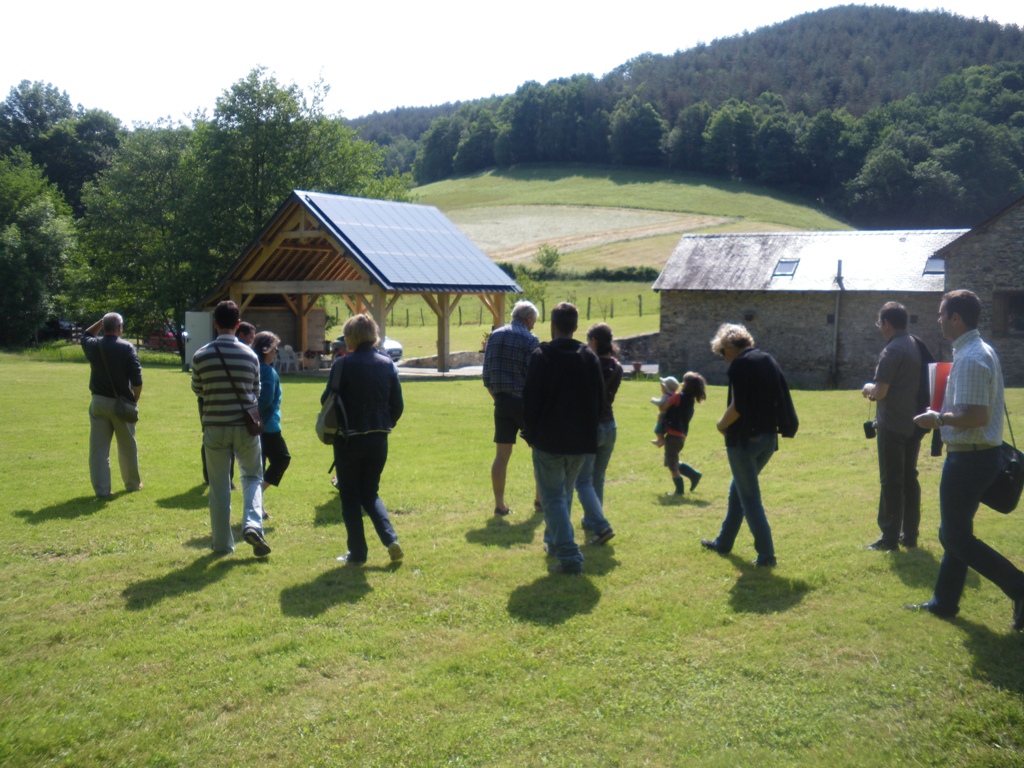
[321, 314, 405, 565]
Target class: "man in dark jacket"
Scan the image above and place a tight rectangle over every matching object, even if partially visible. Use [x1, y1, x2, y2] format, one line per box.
[701, 323, 798, 567]
[523, 303, 606, 575]
[82, 312, 143, 497]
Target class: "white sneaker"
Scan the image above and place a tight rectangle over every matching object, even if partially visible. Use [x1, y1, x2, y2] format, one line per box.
[388, 541, 404, 562]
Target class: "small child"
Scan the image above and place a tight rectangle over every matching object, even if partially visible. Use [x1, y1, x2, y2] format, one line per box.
[656, 372, 707, 496]
[650, 376, 679, 448]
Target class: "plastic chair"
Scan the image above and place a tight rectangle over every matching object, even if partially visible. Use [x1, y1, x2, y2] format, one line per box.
[277, 345, 298, 373]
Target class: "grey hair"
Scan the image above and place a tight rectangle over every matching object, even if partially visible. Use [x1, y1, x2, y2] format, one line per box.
[102, 313, 123, 334]
[511, 300, 538, 324]
[710, 323, 754, 357]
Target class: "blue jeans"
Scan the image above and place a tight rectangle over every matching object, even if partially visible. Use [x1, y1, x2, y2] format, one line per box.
[713, 432, 777, 565]
[572, 420, 616, 534]
[931, 448, 1024, 615]
[334, 433, 397, 562]
[534, 449, 585, 571]
[204, 425, 264, 554]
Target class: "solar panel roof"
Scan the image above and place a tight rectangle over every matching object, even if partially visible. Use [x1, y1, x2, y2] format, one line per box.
[298, 191, 520, 293]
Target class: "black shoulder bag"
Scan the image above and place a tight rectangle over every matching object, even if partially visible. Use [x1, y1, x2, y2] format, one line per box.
[980, 407, 1024, 514]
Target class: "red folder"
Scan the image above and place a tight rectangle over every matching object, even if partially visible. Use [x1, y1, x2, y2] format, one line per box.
[929, 362, 952, 411]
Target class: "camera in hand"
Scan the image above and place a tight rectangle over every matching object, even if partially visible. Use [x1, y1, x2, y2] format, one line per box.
[863, 420, 876, 439]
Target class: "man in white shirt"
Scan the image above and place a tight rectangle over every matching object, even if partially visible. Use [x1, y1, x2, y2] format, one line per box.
[908, 289, 1024, 630]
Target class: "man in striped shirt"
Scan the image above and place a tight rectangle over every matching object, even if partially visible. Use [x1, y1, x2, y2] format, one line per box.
[191, 300, 270, 557]
[908, 289, 1024, 630]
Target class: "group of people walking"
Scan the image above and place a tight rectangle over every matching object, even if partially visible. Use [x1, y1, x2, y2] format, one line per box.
[82, 289, 1024, 632]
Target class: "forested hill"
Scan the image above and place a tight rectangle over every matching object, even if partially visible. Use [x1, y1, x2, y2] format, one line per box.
[354, 5, 1024, 232]
[353, 6, 1024, 148]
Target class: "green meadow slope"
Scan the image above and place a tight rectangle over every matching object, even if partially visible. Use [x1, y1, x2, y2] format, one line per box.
[413, 165, 850, 268]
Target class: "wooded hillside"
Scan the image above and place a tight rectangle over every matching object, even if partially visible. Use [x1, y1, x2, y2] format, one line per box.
[354, 6, 1024, 230]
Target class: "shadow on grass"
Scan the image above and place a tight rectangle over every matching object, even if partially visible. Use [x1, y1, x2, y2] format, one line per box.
[122, 553, 264, 610]
[279, 565, 383, 617]
[155, 484, 209, 511]
[181, 524, 276, 551]
[656, 493, 711, 508]
[958, 617, 1024, 693]
[725, 554, 811, 615]
[581, 544, 621, 577]
[888, 546, 942, 590]
[507, 574, 600, 625]
[465, 510, 545, 547]
[313, 497, 343, 527]
[13, 494, 116, 523]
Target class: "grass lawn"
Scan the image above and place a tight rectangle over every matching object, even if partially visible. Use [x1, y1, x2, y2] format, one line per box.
[2, 354, 1024, 767]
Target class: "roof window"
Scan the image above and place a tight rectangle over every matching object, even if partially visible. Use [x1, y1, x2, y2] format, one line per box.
[924, 257, 945, 275]
[773, 259, 799, 277]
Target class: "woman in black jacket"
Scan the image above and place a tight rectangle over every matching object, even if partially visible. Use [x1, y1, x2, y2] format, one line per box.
[322, 314, 405, 565]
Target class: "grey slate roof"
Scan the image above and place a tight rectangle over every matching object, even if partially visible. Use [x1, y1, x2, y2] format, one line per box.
[298, 191, 520, 293]
[653, 230, 968, 293]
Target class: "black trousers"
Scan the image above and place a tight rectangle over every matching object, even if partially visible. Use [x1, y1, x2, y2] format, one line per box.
[260, 431, 291, 487]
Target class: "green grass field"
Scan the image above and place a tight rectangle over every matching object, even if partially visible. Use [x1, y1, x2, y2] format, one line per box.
[414, 165, 850, 230]
[3, 354, 1024, 767]
[412, 163, 850, 277]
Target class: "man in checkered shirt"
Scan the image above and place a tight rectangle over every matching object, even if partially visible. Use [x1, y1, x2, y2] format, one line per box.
[483, 300, 539, 517]
[907, 289, 1024, 630]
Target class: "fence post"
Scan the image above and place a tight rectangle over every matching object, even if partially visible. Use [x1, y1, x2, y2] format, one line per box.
[541, 299, 546, 322]
[638, 294, 642, 317]
[611, 299, 614, 319]
[587, 296, 591, 320]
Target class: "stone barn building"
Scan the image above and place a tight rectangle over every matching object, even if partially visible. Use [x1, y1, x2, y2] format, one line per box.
[655, 193, 1024, 388]
[653, 229, 965, 389]
[937, 195, 1024, 386]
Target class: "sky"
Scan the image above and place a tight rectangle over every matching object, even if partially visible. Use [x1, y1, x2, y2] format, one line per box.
[3, 1, 1023, 126]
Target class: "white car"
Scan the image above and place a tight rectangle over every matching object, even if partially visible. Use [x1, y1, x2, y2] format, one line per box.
[332, 335, 403, 362]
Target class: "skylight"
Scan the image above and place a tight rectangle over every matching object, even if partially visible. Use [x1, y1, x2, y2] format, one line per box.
[773, 259, 799, 277]
[924, 256, 945, 275]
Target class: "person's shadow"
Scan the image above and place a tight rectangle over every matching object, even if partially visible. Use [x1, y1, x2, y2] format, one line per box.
[155, 484, 209, 511]
[13, 494, 115, 524]
[724, 554, 811, 614]
[466, 509, 545, 548]
[122, 552, 263, 610]
[279, 565, 380, 617]
[958, 617, 1024, 693]
[313, 497, 343, 527]
[656, 493, 711, 508]
[888, 546, 947, 590]
[507, 574, 601, 625]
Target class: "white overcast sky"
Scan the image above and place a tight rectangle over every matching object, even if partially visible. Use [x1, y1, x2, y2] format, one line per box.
[3, 1, 1023, 126]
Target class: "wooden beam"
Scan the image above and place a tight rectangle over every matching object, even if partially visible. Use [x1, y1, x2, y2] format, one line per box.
[234, 280, 371, 294]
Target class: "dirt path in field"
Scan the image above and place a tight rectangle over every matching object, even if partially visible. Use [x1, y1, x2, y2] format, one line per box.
[447, 205, 731, 262]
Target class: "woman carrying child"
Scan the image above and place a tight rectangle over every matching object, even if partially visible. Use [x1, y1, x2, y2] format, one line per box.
[652, 372, 706, 496]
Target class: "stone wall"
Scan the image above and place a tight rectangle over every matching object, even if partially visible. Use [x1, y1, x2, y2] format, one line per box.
[658, 290, 945, 389]
[942, 201, 1024, 386]
[613, 331, 660, 365]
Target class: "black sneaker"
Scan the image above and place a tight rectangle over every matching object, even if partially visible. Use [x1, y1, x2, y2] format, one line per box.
[865, 538, 898, 551]
[588, 529, 615, 546]
[904, 600, 957, 619]
[242, 528, 271, 557]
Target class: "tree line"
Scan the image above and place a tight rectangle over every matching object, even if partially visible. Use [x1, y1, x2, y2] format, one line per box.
[411, 61, 1024, 229]
[0, 69, 409, 347]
